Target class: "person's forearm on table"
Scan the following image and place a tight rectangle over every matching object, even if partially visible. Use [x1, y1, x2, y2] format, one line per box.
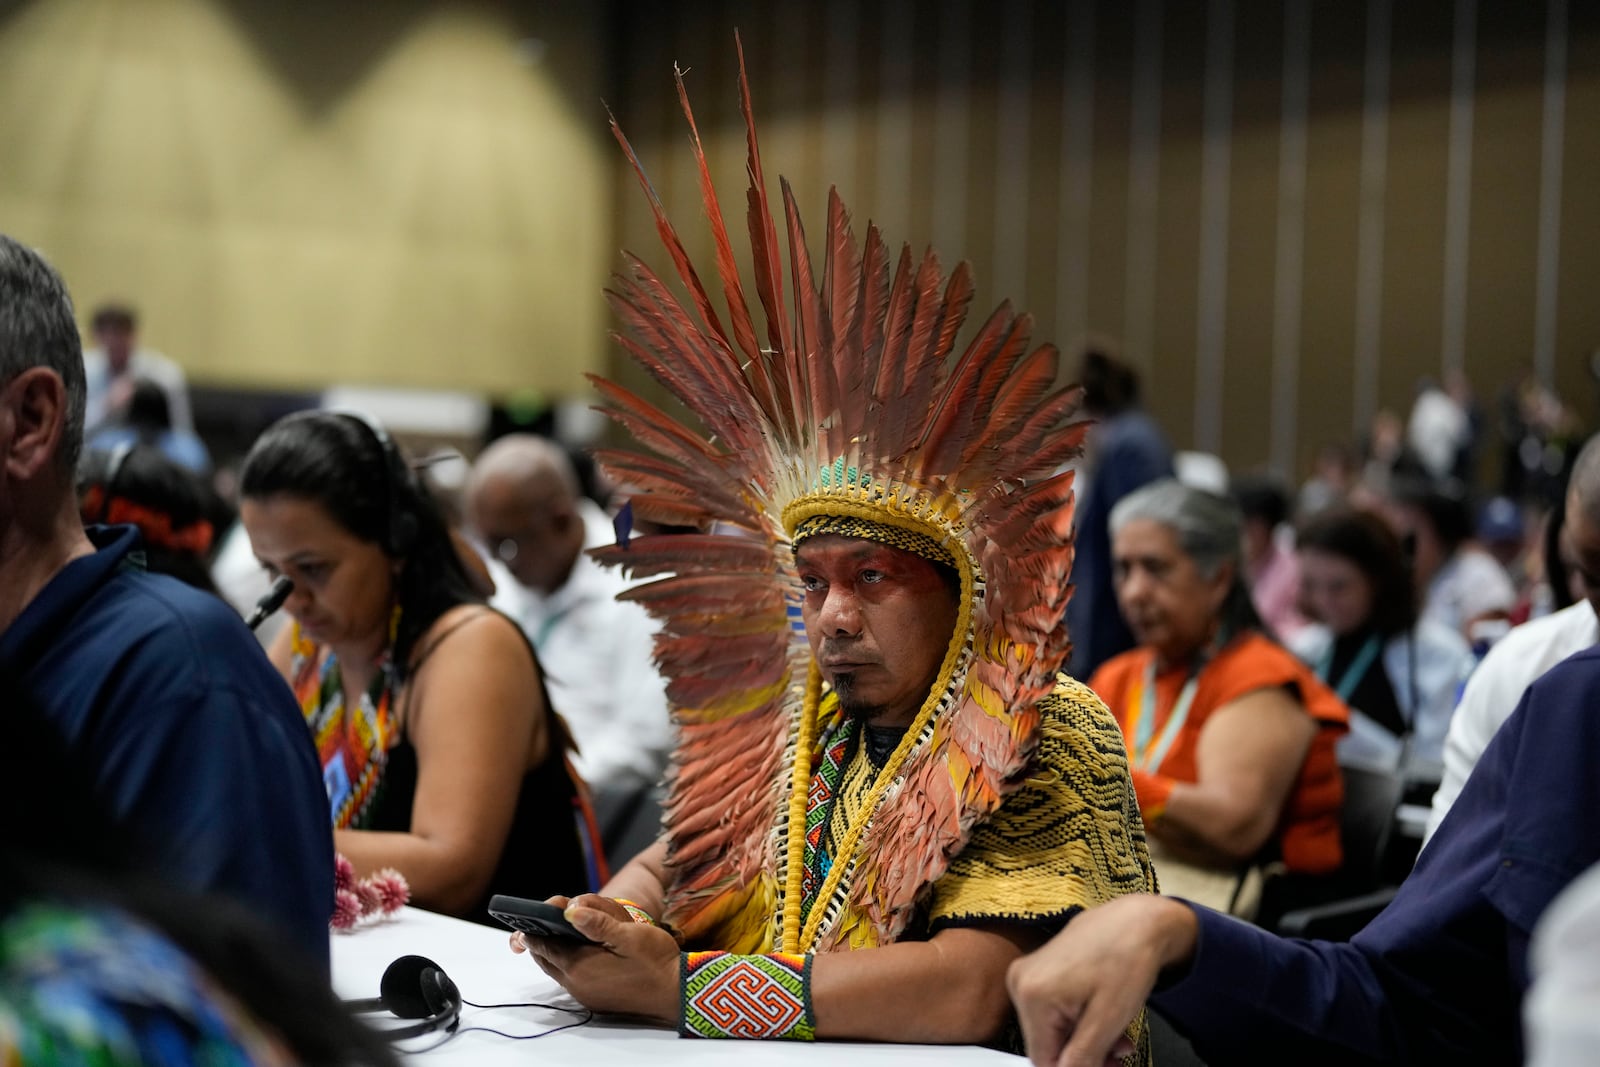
[807, 926, 1043, 1043]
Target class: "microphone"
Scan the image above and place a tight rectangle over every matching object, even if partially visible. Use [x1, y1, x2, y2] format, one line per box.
[245, 576, 294, 632]
[346, 955, 461, 1041]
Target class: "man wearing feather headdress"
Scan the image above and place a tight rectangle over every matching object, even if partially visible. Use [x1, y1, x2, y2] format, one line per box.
[512, 41, 1156, 1057]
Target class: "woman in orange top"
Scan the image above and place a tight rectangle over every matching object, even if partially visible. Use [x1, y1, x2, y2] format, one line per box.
[1089, 480, 1347, 905]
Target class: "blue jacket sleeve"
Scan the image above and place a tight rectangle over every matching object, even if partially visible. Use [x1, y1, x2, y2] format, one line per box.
[1152, 647, 1600, 1065]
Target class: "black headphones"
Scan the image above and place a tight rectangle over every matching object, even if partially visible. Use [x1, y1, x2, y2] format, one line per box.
[345, 955, 461, 1041]
[336, 411, 420, 557]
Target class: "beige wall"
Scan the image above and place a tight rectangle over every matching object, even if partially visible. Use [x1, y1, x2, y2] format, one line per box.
[0, 0, 612, 395]
[608, 1, 1600, 479]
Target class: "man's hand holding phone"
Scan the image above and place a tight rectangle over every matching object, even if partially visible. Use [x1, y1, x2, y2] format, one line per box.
[503, 893, 680, 1023]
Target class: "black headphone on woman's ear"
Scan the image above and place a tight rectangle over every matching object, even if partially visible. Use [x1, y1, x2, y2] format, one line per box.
[344, 954, 461, 1041]
[93, 442, 136, 525]
[336, 411, 420, 557]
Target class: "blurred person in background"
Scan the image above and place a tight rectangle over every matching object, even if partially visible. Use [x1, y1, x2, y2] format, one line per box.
[1360, 408, 1428, 493]
[240, 412, 598, 923]
[1234, 474, 1306, 642]
[81, 302, 191, 437]
[86, 376, 211, 475]
[1383, 476, 1517, 641]
[1291, 508, 1475, 775]
[78, 443, 221, 595]
[1297, 440, 1358, 518]
[1064, 342, 1174, 680]
[1407, 377, 1473, 485]
[1503, 373, 1583, 508]
[1476, 495, 1527, 574]
[1475, 493, 1547, 622]
[463, 435, 671, 810]
[1089, 479, 1348, 915]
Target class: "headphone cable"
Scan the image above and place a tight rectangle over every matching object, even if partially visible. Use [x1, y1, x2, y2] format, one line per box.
[401, 1009, 594, 1052]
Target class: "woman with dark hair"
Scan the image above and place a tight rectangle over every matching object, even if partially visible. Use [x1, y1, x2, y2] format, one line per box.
[79, 443, 222, 595]
[0, 668, 397, 1066]
[239, 411, 595, 923]
[1291, 509, 1476, 775]
[1088, 479, 1349, 915]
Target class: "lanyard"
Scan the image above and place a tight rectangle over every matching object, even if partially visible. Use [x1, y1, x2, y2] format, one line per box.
[1316, 634, 1382, 703]
[1127, 659, 1201, 773]
[532, 606, 576, 651]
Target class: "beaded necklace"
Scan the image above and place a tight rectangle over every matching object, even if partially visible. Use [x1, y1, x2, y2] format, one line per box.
[292, 620, 400, 830]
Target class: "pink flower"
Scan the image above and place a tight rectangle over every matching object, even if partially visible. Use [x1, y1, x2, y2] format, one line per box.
[331, 888, 362, 931]
[369, 869, 411, 914]
[327, 857, 412, 930]
[355, 880, 383, 918]
[334, 853, 356, 893]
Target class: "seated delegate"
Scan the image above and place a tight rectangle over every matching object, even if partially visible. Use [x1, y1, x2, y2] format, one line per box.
[1291, 507, 1475, 774]
[78, 443, 222, 595]
[240, 411, 595, 922]
[1089, 479, 1349, 914]
[502, 56, 1157, 1057]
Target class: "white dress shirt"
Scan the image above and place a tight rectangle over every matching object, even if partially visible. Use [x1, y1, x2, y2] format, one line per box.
[1424, 601, 1599, 845]
[489, 500, 671, 791]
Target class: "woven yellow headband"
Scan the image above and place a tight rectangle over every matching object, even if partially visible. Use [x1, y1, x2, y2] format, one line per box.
[791, 513, 957, 568]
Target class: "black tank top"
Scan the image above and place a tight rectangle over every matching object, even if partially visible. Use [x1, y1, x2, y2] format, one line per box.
[370, 608, 589, 925]
[367, 738, 587, 924]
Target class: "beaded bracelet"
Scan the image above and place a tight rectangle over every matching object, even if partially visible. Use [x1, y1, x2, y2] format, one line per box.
[614, 898, 658, 927]
[679, 951, 815, 1040]
[612, 898, 684, 944]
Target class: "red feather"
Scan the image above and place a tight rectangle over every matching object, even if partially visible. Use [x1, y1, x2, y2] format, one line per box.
[608, 111, 729, 350]
[671, 64, 783, 427]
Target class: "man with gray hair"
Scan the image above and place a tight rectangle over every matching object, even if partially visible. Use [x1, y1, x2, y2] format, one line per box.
[0, 235, 333, 970]
[1424, 432, 1600, 843]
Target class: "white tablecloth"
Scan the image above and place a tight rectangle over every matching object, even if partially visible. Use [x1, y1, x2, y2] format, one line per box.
[332, 907, 1017, 1064]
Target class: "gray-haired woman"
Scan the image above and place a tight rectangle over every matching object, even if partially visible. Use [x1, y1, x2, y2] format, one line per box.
[1087, 479, 1350, 914]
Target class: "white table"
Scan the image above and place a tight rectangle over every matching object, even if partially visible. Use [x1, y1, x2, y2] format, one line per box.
[332, 907, 1017, 1064]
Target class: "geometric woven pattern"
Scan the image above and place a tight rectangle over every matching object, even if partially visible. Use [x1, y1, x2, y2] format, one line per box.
[927, 677, 1158, 928]
[680, 951, 814, 1040]
[798, 722, 855, 925]
[792, 508, 956, 567]
[291, 622, 397, 830]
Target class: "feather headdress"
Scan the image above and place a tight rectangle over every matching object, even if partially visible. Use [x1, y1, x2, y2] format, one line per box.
[591, 37, 1088, 955]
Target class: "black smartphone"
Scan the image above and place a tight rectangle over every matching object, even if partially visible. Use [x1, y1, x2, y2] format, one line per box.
[487, 894, 597, 943]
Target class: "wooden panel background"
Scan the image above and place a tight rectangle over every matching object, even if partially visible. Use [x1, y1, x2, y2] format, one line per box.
[605, 0, 1600, 479]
